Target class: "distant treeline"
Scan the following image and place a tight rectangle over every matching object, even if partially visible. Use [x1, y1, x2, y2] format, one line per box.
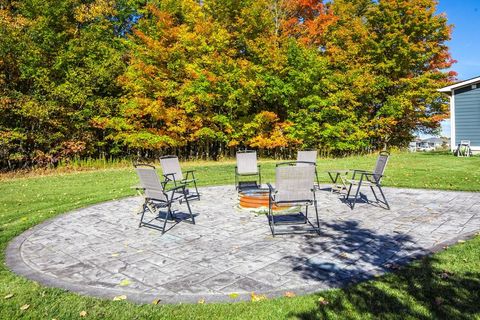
[0, 0, 455, 168]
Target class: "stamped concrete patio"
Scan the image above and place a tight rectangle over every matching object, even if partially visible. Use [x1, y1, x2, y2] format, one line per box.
[6, 185, 480, 303]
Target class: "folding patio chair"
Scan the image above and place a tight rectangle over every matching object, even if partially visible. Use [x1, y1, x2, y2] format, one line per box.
[134, 164, 194, 234]
[341, 151, 390, 210]
[235, 150, 261, 190]
[160, 155, 200, 201]
[296, 150, 320, 188]
[267, 163, 320, 236]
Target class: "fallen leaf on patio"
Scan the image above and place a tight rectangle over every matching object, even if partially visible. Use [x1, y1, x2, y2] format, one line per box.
[119, 279, 131, 286]
[457, 240, 465, 244]
[111, 253, 119, 257]
[152, 299, 161, 305]
[79, 310, 87, 317]
[250, 292, 267, 302]
[435, 297, 444, 305]
[228, 293, 239, 299]
[338, 252, 349, 259]
[20, 304, 30, 310]
[318, 297, 329, 305]
[4, 293, 14, 299]
[113, 295, 127, 301]
[284, 291, 296, 298]
[198, 298, 205, 304]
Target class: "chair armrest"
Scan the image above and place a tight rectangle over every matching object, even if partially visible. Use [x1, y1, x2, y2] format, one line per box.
[326, 169, 350, 174]
[165, 184, 187, 193]
[163, 173, 175, 181]
[185, 170, 197, 180]
[361, 172, 383, 183]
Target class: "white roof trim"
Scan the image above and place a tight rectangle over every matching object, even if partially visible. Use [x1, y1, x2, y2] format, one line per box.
[438, 76, 480, 93]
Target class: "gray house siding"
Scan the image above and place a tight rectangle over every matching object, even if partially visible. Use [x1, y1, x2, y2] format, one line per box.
[454, 85, 480, 147]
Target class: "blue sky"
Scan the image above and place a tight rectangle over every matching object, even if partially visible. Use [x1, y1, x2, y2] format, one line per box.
[435, 0, 480, 137]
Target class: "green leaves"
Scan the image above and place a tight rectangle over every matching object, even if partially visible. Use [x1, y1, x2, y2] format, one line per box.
[0, 0, 454, 164]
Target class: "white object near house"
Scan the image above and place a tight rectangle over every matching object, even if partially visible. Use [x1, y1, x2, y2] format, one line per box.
[438, 76, 480, 154]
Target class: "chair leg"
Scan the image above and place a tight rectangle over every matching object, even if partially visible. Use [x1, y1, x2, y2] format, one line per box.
[162, 203, 172, 234]
[370, 185, 379, 202]
[258, 168, 262, 187]
[139, 202, 147, 228]
[314, 200, 320, 230]
[377, 184, 390, 210]
[304, 204, 309, 224]
[268, 203, 275, 236]
[351, 182, 362, 210]
[192, 179, 200, 200]
[184, 190, 195, 224]
[314, 168, 320, 189]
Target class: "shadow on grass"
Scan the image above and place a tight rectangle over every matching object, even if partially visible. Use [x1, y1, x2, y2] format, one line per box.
[291, 256, 480, 319]
[281, 216, 480, 319]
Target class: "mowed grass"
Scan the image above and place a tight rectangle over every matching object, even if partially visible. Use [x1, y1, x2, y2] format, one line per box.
[1, 152, 480, 319]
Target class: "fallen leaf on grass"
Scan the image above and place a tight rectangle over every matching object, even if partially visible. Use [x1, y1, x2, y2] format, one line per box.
[318, 297, 329, 305]
[250, 292, 267, 302]
[4, 293, 14, 299]
[20, 304, 30, 310]
[113, 295, 127, 301]
[228, 293, 239, 299]
[79, 310, 87, 317]
[284, 291, 296, 298]
[457, 240, 466, 244]
[119, 279, 131, 286]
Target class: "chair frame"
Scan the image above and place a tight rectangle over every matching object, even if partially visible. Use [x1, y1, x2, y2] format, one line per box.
[342, 151, 390, 210]
[266, 162, 320, 236]
[235, 150, 261, 190]
[134, 163, 194, 234]
[160, 155, 200, 201]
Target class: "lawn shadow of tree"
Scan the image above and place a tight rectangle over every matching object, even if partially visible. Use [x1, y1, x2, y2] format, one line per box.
[282, 220, 480, 319]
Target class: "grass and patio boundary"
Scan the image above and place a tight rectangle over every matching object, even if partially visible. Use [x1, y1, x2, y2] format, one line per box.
[1, 152, 480, 319]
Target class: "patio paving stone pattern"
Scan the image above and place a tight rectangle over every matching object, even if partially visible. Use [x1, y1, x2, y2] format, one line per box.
[6, 185, 480, 303]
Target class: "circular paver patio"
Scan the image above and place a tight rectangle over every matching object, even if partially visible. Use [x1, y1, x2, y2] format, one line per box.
[6, 185, 480, 303]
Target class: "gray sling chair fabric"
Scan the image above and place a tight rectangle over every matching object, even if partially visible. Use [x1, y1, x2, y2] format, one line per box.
[267, 163, 320, 236]
[296, 150, 320, 188]
[160, 155, 200, 201]
[341, 151, 390, 210]
[235, 150, 261, 190]
[134, 164, 194, 234]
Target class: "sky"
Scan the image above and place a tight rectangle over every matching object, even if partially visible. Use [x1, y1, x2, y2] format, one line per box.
[434, 0, 480, 137]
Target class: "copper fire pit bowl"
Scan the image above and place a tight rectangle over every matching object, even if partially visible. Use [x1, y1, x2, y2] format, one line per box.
[238, 189, 291, 211]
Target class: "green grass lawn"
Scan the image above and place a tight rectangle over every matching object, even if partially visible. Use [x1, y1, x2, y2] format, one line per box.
[1, 152, 480, 319]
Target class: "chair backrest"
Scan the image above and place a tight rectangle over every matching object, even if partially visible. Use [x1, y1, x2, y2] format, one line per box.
[275, 164, 315, 203]
[296, 150, 317, 167]
[373, 152, 390, 181]
[460, 140, 471, 146]
[135, 164, 168, 202]
[236, 150, 258, 174]
[160, 155, 183, 181]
